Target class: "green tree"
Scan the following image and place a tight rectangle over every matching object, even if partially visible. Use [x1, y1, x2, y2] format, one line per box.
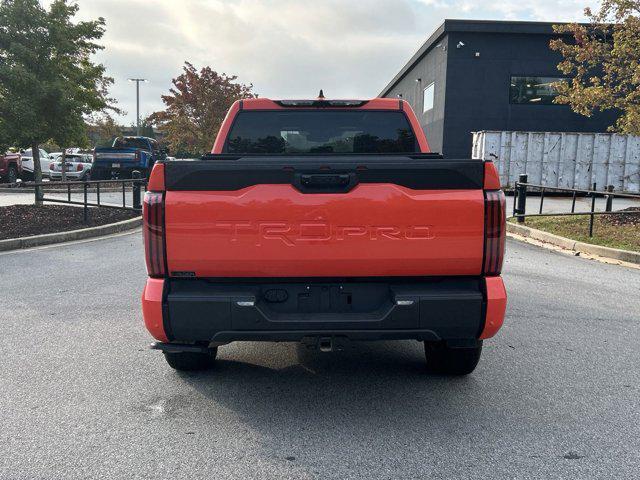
[0, 0, 117, 200]
[551, 1, 640, 133]
[134, 115, 156, 139]
[150, 62, 256, 156]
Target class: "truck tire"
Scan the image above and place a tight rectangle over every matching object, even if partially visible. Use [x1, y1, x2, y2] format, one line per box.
[162, 347, 218, 371]
[91, 167, 109, 181]
[5, 165, 18, 183]
[424, 341, 482, 375]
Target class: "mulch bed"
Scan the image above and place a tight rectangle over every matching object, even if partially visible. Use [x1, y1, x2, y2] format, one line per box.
[601, 207, 640, 227]
[0, 204, 139, 240]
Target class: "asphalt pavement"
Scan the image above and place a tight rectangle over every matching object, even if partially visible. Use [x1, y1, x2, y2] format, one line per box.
[1, 232, 639, 479]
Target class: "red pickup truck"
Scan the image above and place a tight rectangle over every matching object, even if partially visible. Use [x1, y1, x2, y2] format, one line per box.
[0, 151, 22, 183]
[141, 97, 507, 375]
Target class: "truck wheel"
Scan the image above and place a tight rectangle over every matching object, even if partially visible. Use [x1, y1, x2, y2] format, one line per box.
[5, 165, 18, 183]
[91, 168, 108, 180]
[424, 341, 482, 375]
[162, 347, 218, 371]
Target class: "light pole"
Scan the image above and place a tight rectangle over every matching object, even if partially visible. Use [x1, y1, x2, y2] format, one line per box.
[128, 78, 147, 136]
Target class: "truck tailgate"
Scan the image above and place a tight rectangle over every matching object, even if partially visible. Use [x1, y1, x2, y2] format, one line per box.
[163, 156, 485, 277]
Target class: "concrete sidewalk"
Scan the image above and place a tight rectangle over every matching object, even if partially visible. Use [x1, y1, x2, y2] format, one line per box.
[0, 188, 134, 208]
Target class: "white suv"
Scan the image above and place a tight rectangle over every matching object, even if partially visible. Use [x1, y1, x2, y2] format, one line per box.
[20, 148, 54, 179]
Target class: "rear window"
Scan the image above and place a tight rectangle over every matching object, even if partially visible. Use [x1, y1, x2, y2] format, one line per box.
[225, 111, 418, 154]
[113, 137, 150, 150]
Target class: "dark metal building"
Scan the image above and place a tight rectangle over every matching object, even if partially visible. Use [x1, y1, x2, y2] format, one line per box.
[379, 20, 619, 158]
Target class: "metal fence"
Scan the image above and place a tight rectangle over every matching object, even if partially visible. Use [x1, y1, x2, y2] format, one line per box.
[29, 171, 146, 224]
[512, 173, 640, 236]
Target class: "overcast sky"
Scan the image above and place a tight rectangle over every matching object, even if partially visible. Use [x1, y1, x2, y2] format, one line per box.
[60, 0, 595, 125]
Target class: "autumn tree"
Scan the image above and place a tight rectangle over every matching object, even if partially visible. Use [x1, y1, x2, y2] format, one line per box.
[551, 1, 640, 134]
[0, 0, 117, 200]
[150, 62, 256, 156]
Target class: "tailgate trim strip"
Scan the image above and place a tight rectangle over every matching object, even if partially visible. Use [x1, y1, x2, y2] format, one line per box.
[164, 157, 484, 191]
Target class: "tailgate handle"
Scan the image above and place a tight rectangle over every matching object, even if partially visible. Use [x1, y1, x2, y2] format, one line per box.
[301, 174, 350, 187]
[295, 173, 357, 193]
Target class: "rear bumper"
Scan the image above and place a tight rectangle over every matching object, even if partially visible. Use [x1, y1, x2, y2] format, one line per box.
[49, 171, 84, 179]
[92, 164, 146, 178]
[142, 276, 506, 343]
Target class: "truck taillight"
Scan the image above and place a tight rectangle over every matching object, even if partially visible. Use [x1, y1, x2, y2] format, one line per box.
[483, 190, 506, 276]
[143, 192, 166, 277]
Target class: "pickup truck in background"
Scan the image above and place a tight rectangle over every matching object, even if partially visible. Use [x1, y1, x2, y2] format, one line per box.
[0, 151, 22, 183]
[92, 136, 164, 179]
[141, 97, 507, 375]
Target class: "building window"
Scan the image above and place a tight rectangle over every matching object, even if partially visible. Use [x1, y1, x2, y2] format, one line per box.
[510, 76, 565, 105]
[423, 82, 434, 112]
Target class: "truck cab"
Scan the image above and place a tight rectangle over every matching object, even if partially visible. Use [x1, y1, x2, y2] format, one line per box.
[141, 97, 507, 375]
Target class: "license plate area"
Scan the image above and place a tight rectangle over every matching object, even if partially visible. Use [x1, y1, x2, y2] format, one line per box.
[112, 163, 121, 168]
[238, 281, 416, 329]
[260, 283, 390, 316]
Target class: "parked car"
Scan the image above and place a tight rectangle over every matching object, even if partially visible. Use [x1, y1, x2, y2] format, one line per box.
[93, 136, 165, 179]
[0, 151, 22, 183]
[141, 97, 508, 374]
[49, 153, 93, 180]
[20, 148, 53, 179]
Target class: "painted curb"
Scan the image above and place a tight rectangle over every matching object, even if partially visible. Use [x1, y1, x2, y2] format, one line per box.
[0, 216, 142, 252]
[507, 222, 640, 264]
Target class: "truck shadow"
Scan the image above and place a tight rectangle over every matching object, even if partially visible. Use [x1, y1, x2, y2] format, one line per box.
[172, 341, 485, 473]
[176, 340, 483, 409]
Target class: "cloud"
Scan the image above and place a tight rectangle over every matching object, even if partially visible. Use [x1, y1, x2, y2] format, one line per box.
[61, 0, 594, 124]
[416, 0, 591, 21]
